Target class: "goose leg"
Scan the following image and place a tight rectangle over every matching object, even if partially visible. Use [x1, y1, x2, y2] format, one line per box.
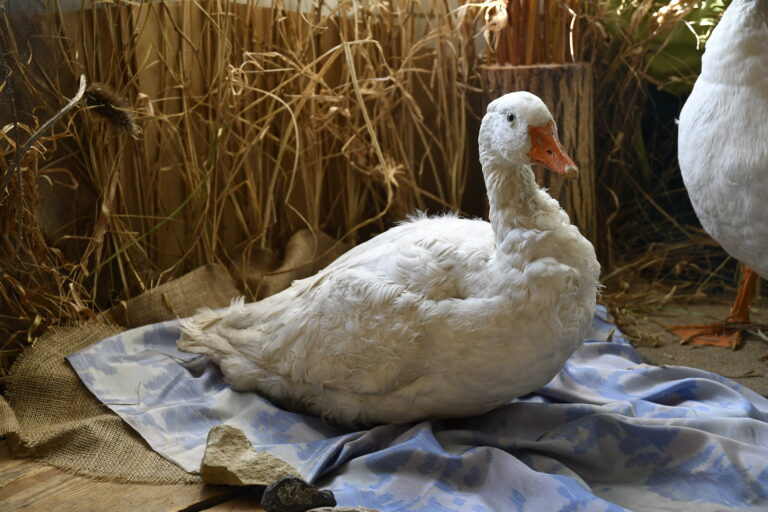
[668, 267, 758, 349]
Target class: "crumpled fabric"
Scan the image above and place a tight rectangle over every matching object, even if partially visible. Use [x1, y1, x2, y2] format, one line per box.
[68, 306, 768, 511]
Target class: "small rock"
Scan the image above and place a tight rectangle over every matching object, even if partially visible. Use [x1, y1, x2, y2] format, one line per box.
[200, 424, 298, 486]
[261, 476, 336, 512]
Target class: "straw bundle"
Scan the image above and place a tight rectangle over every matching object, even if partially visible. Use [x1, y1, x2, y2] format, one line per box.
[0, 0, 471, 379]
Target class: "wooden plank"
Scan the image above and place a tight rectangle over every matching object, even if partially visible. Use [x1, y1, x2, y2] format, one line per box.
[0, 440, 264, 512]
[182, 488, 264, 512]
[0, 467, 218, 512]
[205, 495, 266, 511]
[0, 442, 51, 488]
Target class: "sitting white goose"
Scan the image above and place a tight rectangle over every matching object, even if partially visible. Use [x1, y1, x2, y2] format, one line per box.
[672, 0, 768, 348]
[178, 92, 599, 427]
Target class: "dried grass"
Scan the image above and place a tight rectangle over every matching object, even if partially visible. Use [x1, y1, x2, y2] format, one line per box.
[0, 0, 475, 380]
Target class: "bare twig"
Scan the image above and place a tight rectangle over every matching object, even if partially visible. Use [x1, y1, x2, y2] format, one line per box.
[19, 74, 87, 162]
[1, 74, 86, 204]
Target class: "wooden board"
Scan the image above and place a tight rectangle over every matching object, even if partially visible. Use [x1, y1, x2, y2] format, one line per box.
[0, 440, 265, 512]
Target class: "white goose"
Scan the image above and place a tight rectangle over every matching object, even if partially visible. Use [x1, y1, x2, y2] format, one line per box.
[178, 92, 599, 427]
[673, 0, 768, 347]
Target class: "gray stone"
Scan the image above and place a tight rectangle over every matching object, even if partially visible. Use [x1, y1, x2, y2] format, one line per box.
[200, 424, 299, 486]
[261, 476, 336, 512]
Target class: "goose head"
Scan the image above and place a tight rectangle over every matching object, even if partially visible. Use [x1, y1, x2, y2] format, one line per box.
[480, 91, 578, 180]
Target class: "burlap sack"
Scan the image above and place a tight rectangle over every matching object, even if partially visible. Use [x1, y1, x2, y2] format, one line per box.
[1, 264, 241, 484]
[233, 228, 351, 299]
[1, 230, 348, 484]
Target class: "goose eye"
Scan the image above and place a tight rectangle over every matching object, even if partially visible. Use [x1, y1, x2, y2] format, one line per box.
[506, 113, 516, 123]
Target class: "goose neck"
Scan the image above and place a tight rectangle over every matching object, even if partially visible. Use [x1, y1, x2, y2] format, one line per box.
[482, 157, 546, 246]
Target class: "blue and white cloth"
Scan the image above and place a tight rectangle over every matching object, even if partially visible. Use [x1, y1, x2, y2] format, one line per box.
[68, 306, 768, 511]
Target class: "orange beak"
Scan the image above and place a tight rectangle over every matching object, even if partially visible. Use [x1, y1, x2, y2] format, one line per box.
[527, 121, 578, 180]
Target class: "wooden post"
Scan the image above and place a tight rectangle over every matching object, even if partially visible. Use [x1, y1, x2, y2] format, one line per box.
[479, 63, 598, 250]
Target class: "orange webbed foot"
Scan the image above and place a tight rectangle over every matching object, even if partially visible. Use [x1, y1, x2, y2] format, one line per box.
[668, 267, 758, 350]
[667, 323, 744, 349]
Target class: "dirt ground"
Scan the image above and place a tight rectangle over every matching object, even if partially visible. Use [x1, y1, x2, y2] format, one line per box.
[626, 298, 768, 397]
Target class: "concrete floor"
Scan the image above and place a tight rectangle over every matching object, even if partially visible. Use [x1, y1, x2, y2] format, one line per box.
[628, 299, 768, 396]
